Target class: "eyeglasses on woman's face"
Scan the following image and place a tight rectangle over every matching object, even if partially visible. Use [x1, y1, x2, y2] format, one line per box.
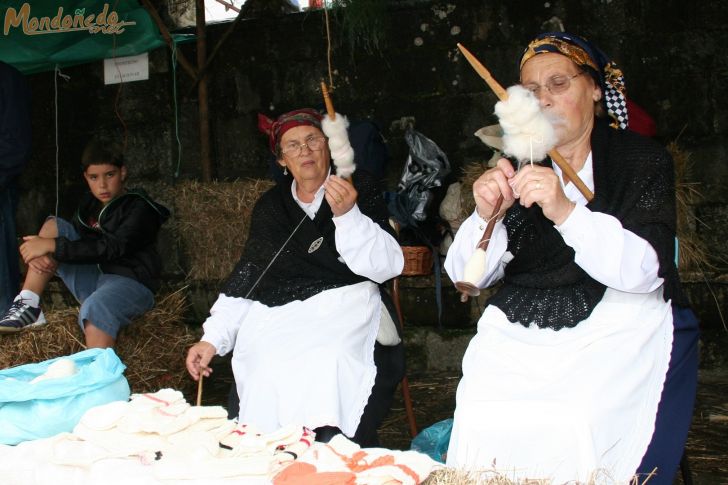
[280, 135, 327, 158]
[522, 71, 585, 96]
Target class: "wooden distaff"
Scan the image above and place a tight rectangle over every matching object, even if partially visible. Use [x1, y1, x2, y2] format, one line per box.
[453, 43, 594, 302]
[320, 81, 354, 182]
[321, 81, 336, 120]
[457, 43, 594, 201]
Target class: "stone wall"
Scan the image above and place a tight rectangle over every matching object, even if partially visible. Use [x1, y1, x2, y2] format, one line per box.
[14, 0, 728, 345]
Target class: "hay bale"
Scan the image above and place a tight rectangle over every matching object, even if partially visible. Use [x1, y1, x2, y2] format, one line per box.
[0, 289, 200, 396]
[459, 161, 487, 220]
[170, 179, 275, 281]
[667, 141, 713, 271]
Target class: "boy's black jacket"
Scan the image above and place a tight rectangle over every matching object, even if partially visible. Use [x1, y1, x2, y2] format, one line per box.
[54, 189, 170, 292]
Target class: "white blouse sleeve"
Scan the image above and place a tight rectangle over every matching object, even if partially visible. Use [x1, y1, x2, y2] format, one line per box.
[444, 210, 510, 289]
[555, 204, 663, 292]
[201, 293, 253, 356]
[332, 204, 404, 283]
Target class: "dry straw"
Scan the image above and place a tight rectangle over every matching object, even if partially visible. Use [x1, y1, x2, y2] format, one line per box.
[668, 141, 712, 271]
[423, 467, 651, 485]
[0, 289, 200, 396]
[459, 160, 487, 220]
[167, 179, 275, 281]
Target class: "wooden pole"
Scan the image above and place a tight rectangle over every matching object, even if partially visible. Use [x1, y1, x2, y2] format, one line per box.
[140, 0, 197, 80]
[196, 0, 212, 182]
[185, 5, 247, 98]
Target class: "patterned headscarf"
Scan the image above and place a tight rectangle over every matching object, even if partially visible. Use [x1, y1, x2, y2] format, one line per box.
[258, 108, 324, 154]
[519, 32, 628, 130]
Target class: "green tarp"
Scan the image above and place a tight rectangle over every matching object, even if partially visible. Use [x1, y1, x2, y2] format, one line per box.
[0, 1, 174, 74]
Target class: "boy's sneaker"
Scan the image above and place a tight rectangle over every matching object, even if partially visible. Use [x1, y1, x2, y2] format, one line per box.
[0, 299, 47, 334]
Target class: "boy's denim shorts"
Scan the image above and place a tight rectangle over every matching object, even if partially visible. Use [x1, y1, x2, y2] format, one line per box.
[53, 217, 154, 339]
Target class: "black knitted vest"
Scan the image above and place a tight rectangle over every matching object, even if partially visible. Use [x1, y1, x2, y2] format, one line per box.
[487, 119, 686, 330]
[222, 170, 395, 307]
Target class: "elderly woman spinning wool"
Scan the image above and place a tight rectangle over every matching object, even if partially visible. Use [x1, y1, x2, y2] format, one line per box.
[445, 33, 698, 483]
[186, 108, 404, 447]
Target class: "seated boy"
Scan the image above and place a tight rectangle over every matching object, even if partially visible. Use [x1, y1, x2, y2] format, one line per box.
[0, 139, 169, 348]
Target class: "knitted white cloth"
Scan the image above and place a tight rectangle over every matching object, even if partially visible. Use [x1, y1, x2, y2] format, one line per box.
[2, 389, 315, 483]
[273, 434, 439, 485]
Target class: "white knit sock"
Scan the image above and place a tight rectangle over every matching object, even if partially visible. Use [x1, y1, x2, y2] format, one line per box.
[17, 289, 40, 308]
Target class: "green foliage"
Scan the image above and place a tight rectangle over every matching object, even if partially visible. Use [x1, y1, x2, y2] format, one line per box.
[330, 0, 389, 56]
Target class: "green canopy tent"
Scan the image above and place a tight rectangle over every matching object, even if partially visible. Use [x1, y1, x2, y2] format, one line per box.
[0, 0, 179, 74]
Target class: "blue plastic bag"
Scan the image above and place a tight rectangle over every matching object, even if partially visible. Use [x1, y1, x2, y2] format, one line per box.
[0, 348, 130, 445]
[410, 418, 453, 463]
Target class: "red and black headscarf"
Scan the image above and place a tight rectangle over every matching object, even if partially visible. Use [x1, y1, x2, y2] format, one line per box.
[257, 108, 324, 154]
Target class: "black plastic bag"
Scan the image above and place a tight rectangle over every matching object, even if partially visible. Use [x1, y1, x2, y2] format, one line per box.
[389, 129, 451, 227]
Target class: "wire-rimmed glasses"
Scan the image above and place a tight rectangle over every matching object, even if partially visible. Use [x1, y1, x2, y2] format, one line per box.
[521, 71, 585, 96]
[280, 135, 327, 158]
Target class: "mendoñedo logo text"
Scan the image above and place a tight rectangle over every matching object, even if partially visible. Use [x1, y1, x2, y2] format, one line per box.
[3, 3, 136, 36]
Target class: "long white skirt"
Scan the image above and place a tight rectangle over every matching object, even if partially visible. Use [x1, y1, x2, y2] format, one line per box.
[231, 281, 380, 437]
[446, 287, 673, 483]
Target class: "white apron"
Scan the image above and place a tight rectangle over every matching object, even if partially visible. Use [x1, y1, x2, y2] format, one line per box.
[231, 281, 380, 437]
[446, 287, 673, 483]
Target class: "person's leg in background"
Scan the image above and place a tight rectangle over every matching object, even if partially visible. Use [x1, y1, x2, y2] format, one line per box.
[77, 273, 154, 349]
[636, 306, 700, 484]
[0, 184, 20, 312]
[352, 341, 406, 447]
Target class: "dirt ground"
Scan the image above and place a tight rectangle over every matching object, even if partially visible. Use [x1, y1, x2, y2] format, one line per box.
[378, 370, 728, 484]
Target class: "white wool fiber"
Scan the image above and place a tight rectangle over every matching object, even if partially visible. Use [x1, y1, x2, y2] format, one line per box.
[463, 247, 487, 285]
[322, 113, 356, 178]
[30, 358, 78, 384]
[494, 85, 557, 162]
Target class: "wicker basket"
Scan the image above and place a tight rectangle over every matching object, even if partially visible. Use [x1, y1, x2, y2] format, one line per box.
[401, 246, 433, 276]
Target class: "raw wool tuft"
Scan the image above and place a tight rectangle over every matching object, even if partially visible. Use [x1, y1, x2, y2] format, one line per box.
[494, 85, 557, 163]
[322, 113, 356, 178]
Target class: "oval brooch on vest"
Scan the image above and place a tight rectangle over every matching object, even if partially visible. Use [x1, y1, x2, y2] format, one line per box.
[308, 236, 324, 254]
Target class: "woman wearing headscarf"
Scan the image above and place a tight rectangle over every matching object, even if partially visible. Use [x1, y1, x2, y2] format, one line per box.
[186, 108, 404, 447]
[444, 33, 698, 483]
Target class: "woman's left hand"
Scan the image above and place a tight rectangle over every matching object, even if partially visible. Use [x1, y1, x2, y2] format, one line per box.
[510, 165, 575, 225]
[324, 175, 358, 216]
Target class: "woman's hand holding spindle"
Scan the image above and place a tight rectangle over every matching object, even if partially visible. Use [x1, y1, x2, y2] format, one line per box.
[473, 158, 516, 220]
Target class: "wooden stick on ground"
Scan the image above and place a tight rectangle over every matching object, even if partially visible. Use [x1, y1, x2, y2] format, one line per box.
[196, 374, 204, 406]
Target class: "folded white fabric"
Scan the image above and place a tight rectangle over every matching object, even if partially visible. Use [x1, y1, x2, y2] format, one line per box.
[50, 388, 316, 481]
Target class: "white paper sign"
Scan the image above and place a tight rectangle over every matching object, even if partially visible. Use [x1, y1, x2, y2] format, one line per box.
[103, 53, 149, 85]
